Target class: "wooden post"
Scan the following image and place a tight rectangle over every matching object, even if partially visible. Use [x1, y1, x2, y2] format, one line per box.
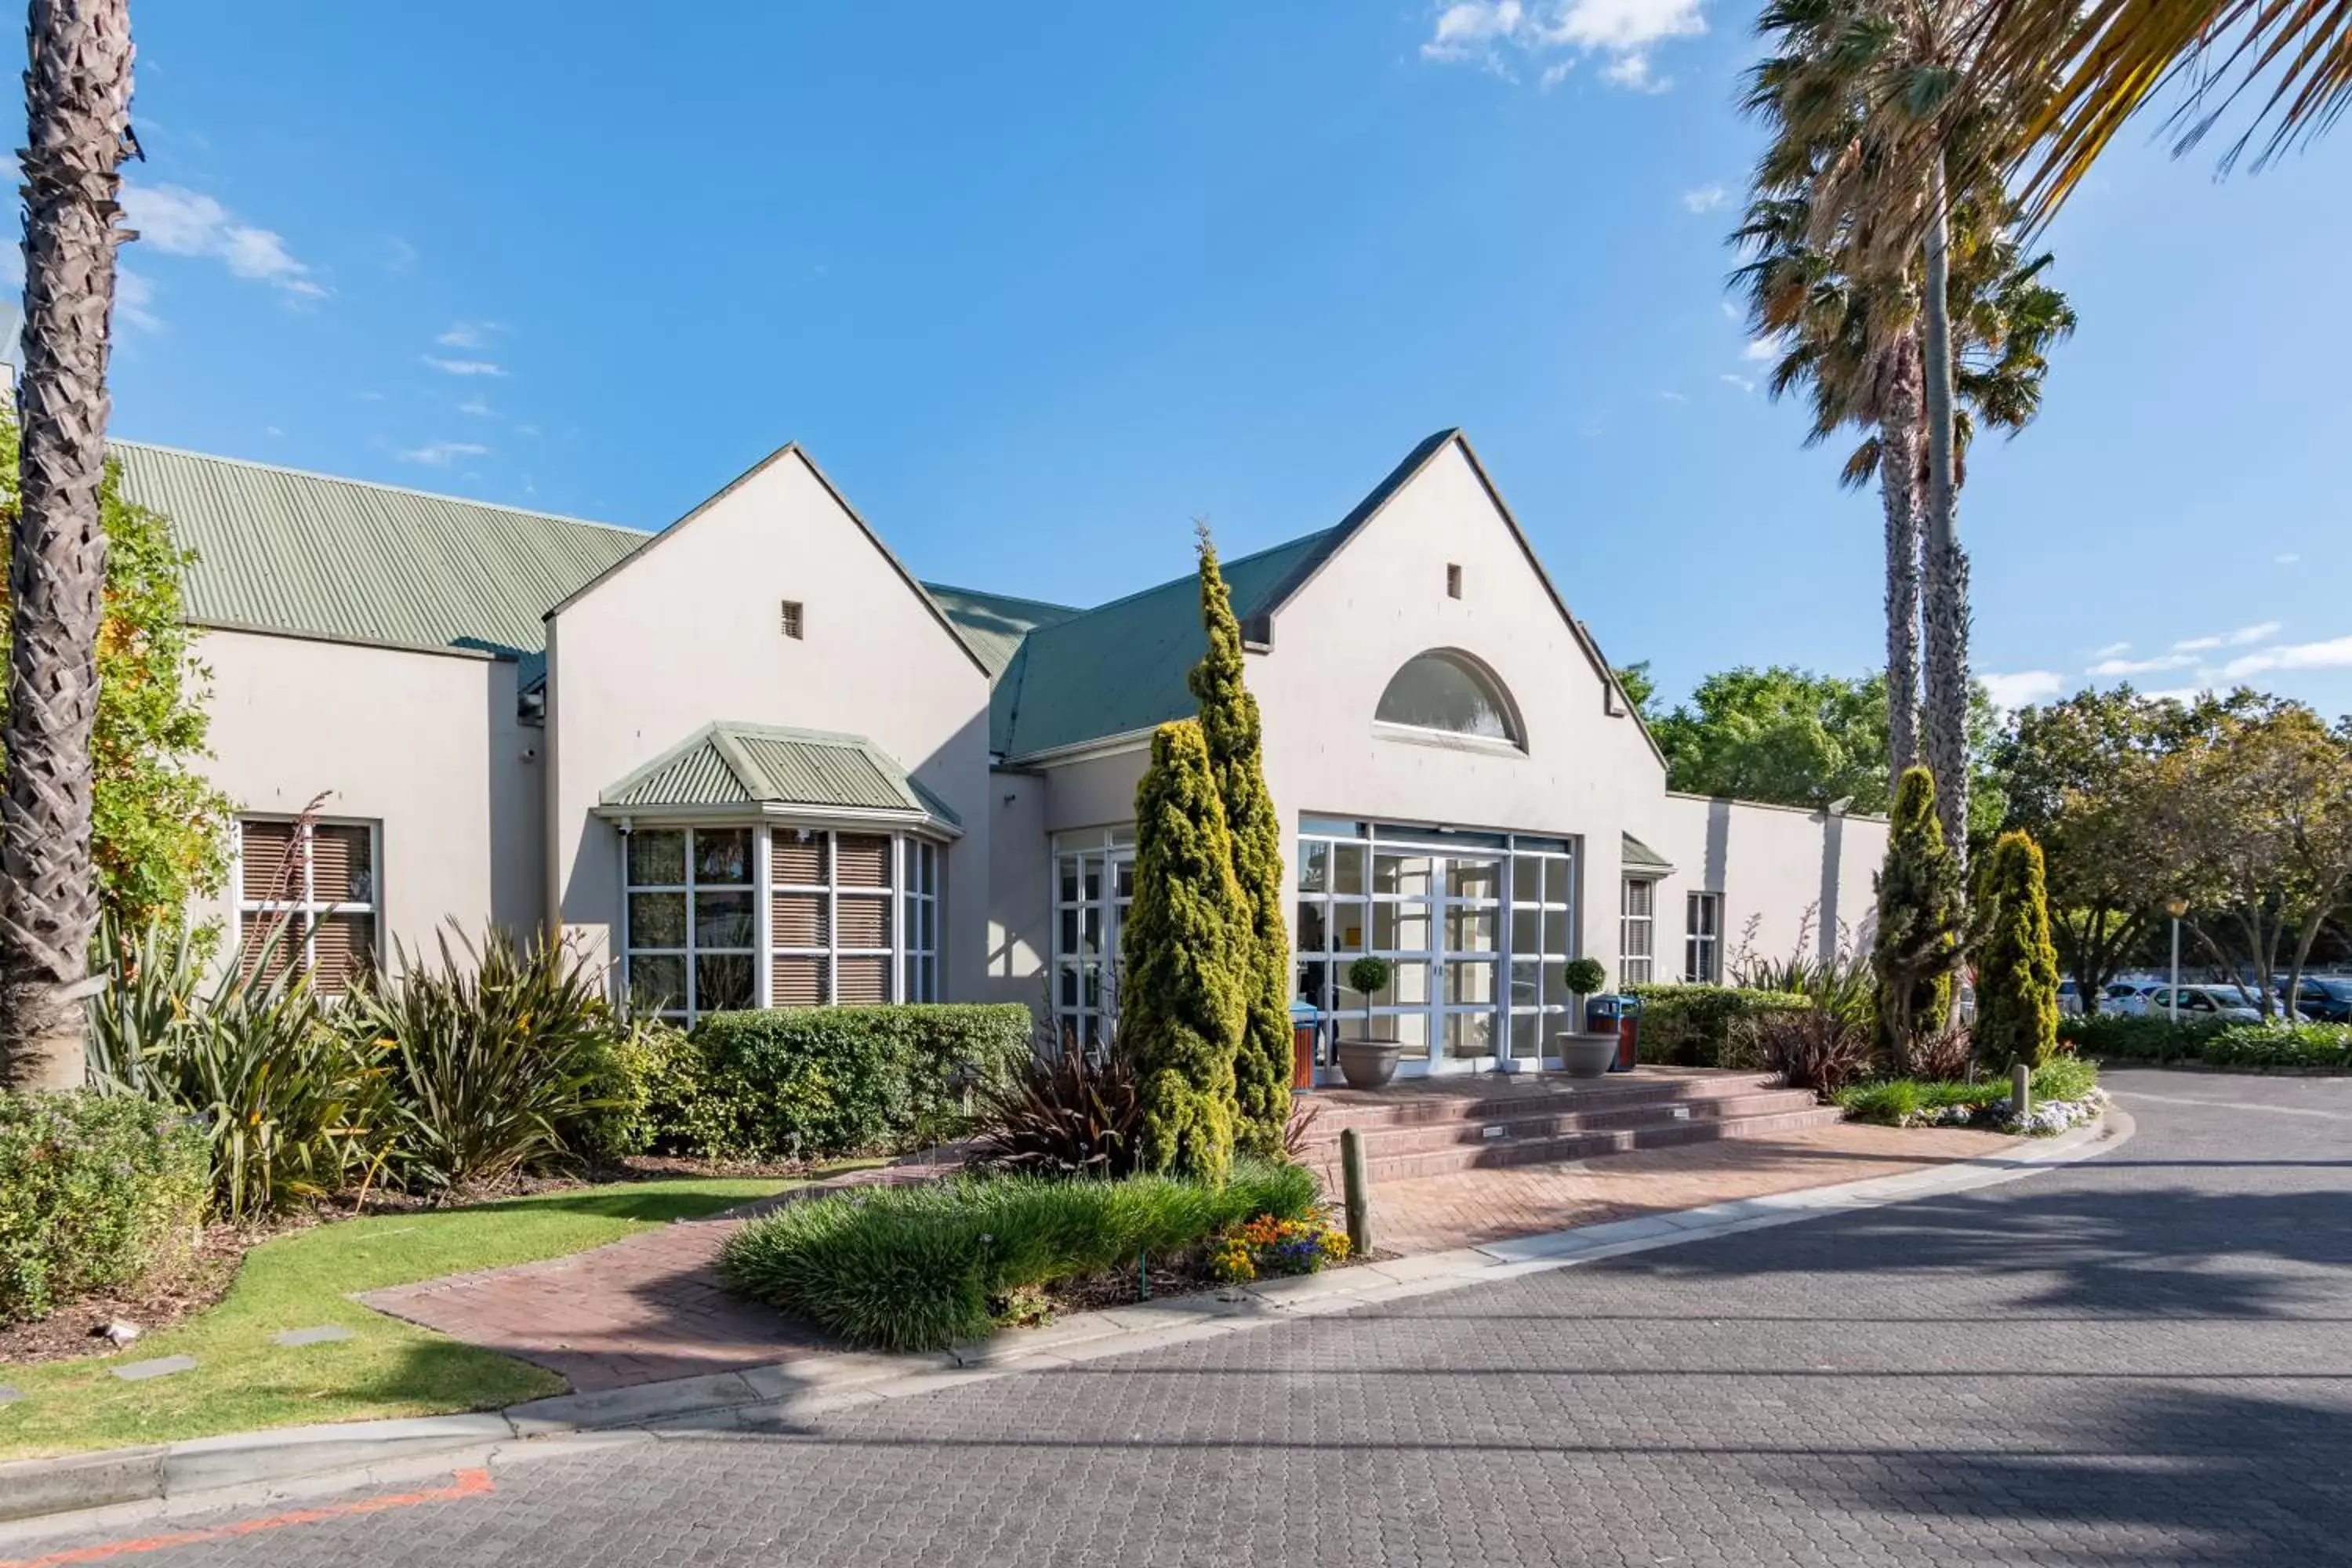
[1340, 1127, 1371, 1258]
[2011, 1062, 2031, 1121]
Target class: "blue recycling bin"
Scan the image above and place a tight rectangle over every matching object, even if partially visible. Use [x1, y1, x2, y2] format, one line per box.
[1584, 993, 1642, 1072]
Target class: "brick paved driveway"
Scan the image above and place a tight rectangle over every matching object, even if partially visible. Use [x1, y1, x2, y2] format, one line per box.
[20, 1069, 2352, 1566]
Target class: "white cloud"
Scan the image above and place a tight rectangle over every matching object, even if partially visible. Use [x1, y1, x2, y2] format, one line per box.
[120, 183, 325, 299]
[2090, 652, 2194, 677]
[1681, 183, 1727, 213]
[2139, 685, 2209, 705]
[1980, 670, 2066, 710]
[396, 440, 489, 466]
[114, 267, 159, 330]
[2276, 553, 2301, 564]
[1657, 390, 1688, 404]
[1421, 0, 1704, 90]
[1718, 372, 1755, 393]
[1743, 334, 1782, 361]
[456, 394, 493, 417]
[2088, 641, 2131, 660]
[422, 356, 503, 377]
[2172, 621, 2281, 652]
[263, 424, 283, 437]
[2223, 634, 2352, 680]
[435, 321, 503, 349]
[1719, 299, 1739, 321]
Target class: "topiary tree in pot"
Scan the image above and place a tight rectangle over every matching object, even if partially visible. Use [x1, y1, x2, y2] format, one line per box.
[1559, 956, 1617, 1078]
[1332, 955, 1399, 1089]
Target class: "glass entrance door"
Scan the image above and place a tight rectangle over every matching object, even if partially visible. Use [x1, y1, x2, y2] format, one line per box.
[1295, 820, 1576, 1079]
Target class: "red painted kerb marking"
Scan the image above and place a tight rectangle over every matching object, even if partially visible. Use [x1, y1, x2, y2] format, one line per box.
[0, 1468, 495, 1568]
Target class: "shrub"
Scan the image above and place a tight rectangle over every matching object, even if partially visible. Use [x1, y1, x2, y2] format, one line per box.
[0, 1092, 206, 1323]
[964, 1045, 1147, 1177]
[2059, 1010, 2222, 1062]
[1756, 1008, 1874, 1095]
[90, 914, 391, 1219]
[1563, 956, 1608, 999]
[570, 1017, 695, 1161]
[1871, 766, 1964, 1068]
[1837, 1058, 2100, 1127]
[717, 1158, 1320, 1351]
[1628, 985, 1811, 1068]
[1908, 1018, 1976, 1080]
[1120, 719, 1247, 1184]
[1973, 830, 2061, 1072]
[352, 924, 620, 1192]
[688, 1003, 1031, 1160]
[1731, 944, 1878, 1028]
[2032, 1051, 2100, 1102]
[2201, 1022, 2352, 1072]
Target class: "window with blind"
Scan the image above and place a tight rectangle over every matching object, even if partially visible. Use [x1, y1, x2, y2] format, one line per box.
[1618, 876, 1656, 987]
[1684, 891, 1723, 984]
[236, 817, 379, 995]
[626, 824, 941, 1022]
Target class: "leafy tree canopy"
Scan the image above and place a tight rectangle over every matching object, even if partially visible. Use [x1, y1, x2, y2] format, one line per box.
[0, 408, 230, 932]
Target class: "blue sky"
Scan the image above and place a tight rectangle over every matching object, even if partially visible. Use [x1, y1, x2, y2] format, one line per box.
[83, 1, 2352, 718]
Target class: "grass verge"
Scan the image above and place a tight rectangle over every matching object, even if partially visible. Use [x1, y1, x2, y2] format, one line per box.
[0, 1174, 793, 1462]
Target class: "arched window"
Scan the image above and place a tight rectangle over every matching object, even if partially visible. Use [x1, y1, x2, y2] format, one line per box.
[1374, 650, 1522, 746]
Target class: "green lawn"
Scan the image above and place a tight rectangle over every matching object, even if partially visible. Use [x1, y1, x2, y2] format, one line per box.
[0, 1175, 796, 1461]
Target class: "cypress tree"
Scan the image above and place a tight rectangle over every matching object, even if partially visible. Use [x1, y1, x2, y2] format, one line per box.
[1118, 718, 1245, 1184]
[1974, 829, 2060, 1072]
[1188, 526, 1293, 1158]
[1870, 766, 1964, 1071]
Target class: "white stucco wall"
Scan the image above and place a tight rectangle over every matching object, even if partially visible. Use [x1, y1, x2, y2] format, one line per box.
[544, 447, 993, 997]
[1647, 793, 1889, 976]
[983, 768, 1050, 1006]
[192, 626, 542, 956]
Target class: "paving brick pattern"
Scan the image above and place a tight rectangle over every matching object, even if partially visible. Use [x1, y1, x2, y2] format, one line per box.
[361, 1077, 2000, 1393]
[37, 1069, 2352, 1566]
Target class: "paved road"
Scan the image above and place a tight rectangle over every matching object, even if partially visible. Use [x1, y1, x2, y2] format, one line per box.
[15, 1068, 2352, 1567]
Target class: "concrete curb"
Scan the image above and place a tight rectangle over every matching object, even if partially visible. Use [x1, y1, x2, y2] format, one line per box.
[0, 1109, 2133, 1533]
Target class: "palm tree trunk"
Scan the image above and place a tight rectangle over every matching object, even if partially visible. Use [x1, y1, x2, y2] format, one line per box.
[0, 0, 134, 1092]
[1877, 328, 1924, 800]
[1918, 147, 1971, 870]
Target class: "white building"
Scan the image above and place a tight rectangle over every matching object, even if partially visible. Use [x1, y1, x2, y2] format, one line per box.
[121, 427, 1885, 1081]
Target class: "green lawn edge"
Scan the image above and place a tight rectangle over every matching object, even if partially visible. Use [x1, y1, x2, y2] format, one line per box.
[0, 1174, 798, 1462]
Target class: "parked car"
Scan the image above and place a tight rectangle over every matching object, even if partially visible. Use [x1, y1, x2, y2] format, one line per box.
[2100, 981, 2161, 1016]
[2056, 979, 2084, 1016]
[2272, 976, 2352, 1022]
[2146, 985, 2316, 1022]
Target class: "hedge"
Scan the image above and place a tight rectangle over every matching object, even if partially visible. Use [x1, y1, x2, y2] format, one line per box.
[2060, 1011, 2352, 1073]
[717, 1159, 1319, 1350]
[679, 1004, 1033, 1160]
[1628, 985, 1813, 1069]
[1, 1092, 208, 1323]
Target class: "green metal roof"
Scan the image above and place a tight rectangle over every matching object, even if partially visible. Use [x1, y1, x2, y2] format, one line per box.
[990, 529, 1335, 759]
[1621, 833, 1675, 873]
[920, 583, 1081, 681]
[600, 723, 962, 829]
[111, 441, 648, 655]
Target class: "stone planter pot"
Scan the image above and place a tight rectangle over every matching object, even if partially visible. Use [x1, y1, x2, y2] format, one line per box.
[1558, 1031, 1620, 1080]
[1335, 1040, 1404, 1090]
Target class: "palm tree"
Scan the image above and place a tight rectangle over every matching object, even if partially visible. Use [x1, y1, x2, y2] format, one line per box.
[1977, 0, 2352, 212]
[1740, 0, 2071, 831]
[1743, 0, 2047, 862]
[0, 0, 135, 1091]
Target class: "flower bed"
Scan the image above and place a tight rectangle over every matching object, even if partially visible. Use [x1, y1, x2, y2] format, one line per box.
[717, 1159, 1325, 1352]
[1208, 1215, 1351, 1283]
[1837, 1056, 2103, 1136]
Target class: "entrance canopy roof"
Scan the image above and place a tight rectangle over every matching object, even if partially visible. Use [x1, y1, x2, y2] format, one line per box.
[597, 722, 962, 835]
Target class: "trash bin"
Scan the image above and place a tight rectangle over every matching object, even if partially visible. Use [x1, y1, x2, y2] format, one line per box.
[1583, 993, 1642, 1073]
[1289, 1000, 1319, 1092]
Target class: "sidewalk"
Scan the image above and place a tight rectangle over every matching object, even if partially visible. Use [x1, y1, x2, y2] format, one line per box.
[364, 1119, 2020, 1392]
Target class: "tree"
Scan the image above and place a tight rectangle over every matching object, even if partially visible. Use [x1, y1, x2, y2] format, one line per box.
[2147, 701, 2352, 1018]
[1991, 687, 2181, 1011]
[1186, 527, 1290, 1159]
[0, 410, 230, 935]
[1870, 766, 1965, 1069]
[1613, 661, 1660, 721]
[1117, 719, 1244, 1185]
[1974, 0, 2352, 216]
[1973, 829, 2060, 1070]
[1649, 665, 2008, 839]
[2, 0, 136, 1091]
[1737, 67, 2074, 807]
[1746, 0, 2050, 862]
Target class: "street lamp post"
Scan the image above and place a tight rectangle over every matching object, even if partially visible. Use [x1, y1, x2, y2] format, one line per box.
[2166, 898, 2189, 1025]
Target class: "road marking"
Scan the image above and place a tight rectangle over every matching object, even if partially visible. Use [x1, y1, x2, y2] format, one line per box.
[2114, 1088, 2352, 1121]
[0, 1469, 495, 1568]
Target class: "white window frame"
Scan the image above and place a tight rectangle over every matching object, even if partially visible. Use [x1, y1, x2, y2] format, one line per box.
[1051, 826, 1135, 1054]
[1684, 891, 1723, 984]
[903, 839, 942, 1003]
[234, 815, 380, 993]
[1620, 876, 1657, 988]
[622, 826, 757, 1025]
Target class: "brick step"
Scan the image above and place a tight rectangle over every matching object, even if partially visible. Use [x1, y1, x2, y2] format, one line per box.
[1303, 1105, 1846, 1186]
[1296, 1089, 1826, 1160]
[1292, 1071, 1788, 1134]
